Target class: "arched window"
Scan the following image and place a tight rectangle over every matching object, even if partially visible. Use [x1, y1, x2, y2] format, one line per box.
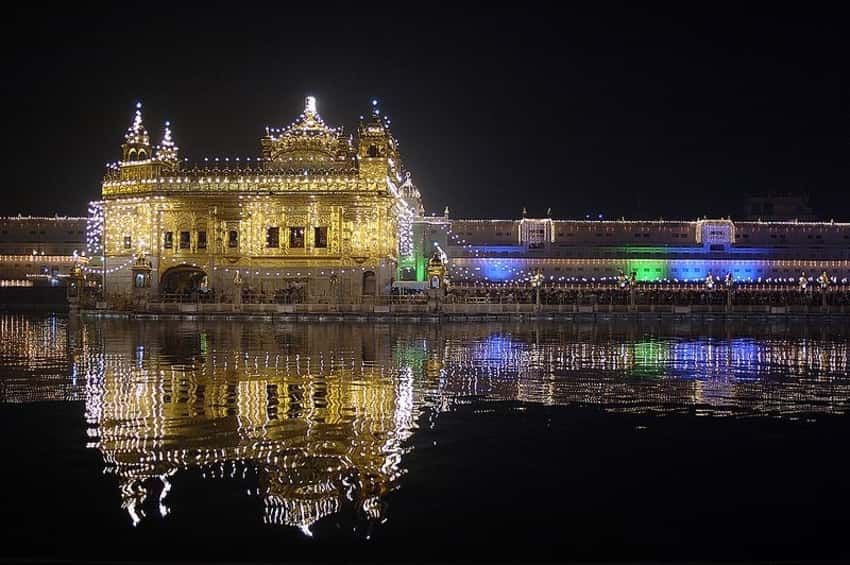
[367, 144, 379, 158]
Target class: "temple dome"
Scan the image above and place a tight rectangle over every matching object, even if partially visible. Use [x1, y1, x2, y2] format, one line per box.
[263, 96, 354, 168]
[399, 172, 424, 216]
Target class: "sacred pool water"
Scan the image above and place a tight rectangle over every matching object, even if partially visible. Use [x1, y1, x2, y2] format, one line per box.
[1, 314, 849, 562]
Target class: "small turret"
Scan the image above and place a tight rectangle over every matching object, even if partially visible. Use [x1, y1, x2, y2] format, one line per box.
[154, 121, 180, 167]
[121, 102, 151, 162]
[358, 100, 387, 155]
[399, 172, 424, 217]
[357, 99, 401, 188]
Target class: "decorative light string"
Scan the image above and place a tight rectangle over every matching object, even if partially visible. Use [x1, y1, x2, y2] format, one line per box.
[86, 201, 104, 256]
[81, 254, 137, 275]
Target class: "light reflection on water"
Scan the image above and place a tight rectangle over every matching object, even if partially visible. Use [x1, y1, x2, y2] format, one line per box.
[1, 314, 849, 534]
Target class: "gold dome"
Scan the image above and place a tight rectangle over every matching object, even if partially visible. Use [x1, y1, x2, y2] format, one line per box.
[262, 96, 355, 170]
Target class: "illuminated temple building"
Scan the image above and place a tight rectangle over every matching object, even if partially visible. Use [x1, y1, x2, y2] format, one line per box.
[97, 96, 414, 300]
[92, 95, 850, 302]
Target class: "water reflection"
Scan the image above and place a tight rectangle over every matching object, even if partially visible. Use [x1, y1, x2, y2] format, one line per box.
[1, 314, 849, 534]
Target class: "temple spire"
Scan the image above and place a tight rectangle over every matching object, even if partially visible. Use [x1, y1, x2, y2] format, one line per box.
[121, 101, 151, 161]
[154, 121, 179, 163]
[125, 102, 148, 143]
[305, 95, 317, 115]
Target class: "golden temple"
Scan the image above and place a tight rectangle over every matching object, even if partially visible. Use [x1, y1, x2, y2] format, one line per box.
[98, 96, 419, 303]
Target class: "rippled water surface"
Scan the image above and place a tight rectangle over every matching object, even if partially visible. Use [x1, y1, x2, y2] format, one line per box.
[2, 313, 850, 562]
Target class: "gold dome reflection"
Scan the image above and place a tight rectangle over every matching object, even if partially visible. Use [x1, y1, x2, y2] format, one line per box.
[79, 323, 418, 532]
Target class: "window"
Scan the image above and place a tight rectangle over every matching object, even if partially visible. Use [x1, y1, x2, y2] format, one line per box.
[179, 231, 190, 249]
[289, 227, 305, 248]
[314, 226, 328, 248]
[123, 236, 132, 249]
[266, 227, 280, 248]
[197, 231, 207, 249]
[163, 231, 173, 249]
[228, 230, 238, 248]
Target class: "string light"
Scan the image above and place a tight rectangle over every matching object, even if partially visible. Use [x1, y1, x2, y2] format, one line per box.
[86, 201, 104, 256]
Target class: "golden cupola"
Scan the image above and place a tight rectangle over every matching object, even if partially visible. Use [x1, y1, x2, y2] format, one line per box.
[399, 172, 424, 216]
[261, 96, 355, 172]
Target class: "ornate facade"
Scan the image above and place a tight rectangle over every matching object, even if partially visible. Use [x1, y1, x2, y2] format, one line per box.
[98, 97, 415, 301]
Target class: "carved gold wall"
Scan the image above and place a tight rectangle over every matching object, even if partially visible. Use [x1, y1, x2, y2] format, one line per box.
[99, 97, 409, 301]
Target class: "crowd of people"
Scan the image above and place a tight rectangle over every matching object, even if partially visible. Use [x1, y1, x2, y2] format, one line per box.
[241, 284, 307, 304]
[158, 283, 309, 304]
[149, 270, 850, 307]
[445, 270, 850, 307]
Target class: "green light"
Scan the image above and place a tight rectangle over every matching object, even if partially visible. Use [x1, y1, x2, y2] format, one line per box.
[393, 342, 428, 369]
[632, 340, 667, 377]
[415, 254, 426, 282]
[625, 259, 669, 281]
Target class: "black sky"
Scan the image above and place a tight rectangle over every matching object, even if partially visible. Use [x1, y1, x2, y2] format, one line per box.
[2, 3, 847, 219]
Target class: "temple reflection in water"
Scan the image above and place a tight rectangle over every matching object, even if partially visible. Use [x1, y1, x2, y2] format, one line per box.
[1, 314, 850, 533]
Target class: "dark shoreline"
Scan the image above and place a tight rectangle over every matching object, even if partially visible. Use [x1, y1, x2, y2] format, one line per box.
[76, 309, 850, 322]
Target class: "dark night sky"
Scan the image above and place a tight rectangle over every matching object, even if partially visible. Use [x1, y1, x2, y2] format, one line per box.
[2, 3, 847, 220]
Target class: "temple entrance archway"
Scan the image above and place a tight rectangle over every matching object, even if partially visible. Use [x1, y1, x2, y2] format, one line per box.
[362, 271, 376, 296]
[160, 265, 207, 294]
